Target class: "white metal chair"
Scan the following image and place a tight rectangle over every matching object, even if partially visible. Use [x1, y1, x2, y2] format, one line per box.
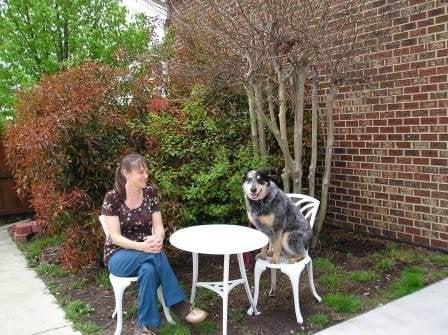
[98, 215, 175, 335]
[247, 193, 322, 324]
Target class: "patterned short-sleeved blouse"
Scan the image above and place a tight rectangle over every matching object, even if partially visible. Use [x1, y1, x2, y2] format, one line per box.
[101, 185, 160, 265]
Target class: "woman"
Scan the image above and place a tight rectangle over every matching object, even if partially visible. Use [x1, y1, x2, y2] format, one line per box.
[101, 153, 207, 335]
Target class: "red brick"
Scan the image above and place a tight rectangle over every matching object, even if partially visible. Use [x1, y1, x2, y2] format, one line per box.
[14, 222, 33, 235]
[14, 233, 28, 243]
[431, 239, 448, 250]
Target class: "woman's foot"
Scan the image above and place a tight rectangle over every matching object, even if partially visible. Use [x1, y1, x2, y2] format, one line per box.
[172, 301, 208, 324]
[184, 307, 208, 324]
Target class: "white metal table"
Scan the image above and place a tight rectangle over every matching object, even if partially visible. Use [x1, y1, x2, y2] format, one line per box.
[170, 224, 269, 335]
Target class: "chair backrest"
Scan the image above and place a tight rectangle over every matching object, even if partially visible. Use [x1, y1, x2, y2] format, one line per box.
[286, 193, 320, 229]
[99, 215, 109, 237]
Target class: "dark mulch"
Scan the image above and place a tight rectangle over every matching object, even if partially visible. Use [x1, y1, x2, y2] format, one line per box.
[38, 225, 448, 335]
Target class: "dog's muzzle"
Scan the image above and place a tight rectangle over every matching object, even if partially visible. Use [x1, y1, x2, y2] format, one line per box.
[249, 189, 262, 200]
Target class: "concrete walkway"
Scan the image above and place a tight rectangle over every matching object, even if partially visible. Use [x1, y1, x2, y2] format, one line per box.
[316, 276, 448, 335]
[0, 226, 80, 335]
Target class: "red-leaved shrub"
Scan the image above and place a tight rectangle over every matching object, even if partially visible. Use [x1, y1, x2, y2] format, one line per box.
[4, 62, 162, 270]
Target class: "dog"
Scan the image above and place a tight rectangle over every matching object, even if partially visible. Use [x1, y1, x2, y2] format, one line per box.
[243, 169, 312, 264]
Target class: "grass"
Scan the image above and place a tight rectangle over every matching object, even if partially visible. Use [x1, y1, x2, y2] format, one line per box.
[308, 313, 329, 327]
[375, 257, 395, 272]
[192, 320, 217, 335]
[126, 303, 138, 321]
[71, 278, 88, 289]
[323, 293, 361, 313]
[36, 264, 68, 278]
[160, 322, 191, 335]
[95, 269, 111, 289]
[389, 266, 426, 299]
[63, 299, 94, 322]
[76, 322, 102, 335]
[431, 253, 448, 266]
[22, 234, 62, 267]
[314, 257, 337, 273]
[193, 287, 217, 310]
[62, 298, 101, 334]
[229, 308, 246, 322]
[320, 273, 344, 290]
[349, 270, 378, 283]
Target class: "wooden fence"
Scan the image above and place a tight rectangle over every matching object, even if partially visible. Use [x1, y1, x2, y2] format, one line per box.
[0, 138, 33, 216]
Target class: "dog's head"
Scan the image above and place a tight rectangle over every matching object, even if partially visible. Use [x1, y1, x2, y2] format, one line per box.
[243, 169, 271, 201]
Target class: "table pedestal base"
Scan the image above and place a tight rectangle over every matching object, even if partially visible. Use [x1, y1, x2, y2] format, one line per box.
[190, 253, 260, 335]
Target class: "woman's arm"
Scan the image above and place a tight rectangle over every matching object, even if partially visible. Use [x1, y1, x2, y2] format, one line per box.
[105, 215, 159, 253]
[151, 211, 165, 240]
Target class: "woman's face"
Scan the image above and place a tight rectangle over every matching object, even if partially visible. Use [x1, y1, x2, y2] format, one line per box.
[123, 162, 148, 189]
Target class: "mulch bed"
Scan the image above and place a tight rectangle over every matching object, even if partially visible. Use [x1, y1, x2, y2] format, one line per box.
[37, 225, 448, 335]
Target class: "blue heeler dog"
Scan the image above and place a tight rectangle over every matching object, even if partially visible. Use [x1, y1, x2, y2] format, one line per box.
[243, 169, 312, 264]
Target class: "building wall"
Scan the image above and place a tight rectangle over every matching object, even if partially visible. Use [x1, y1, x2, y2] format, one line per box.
[170, 0, 448, 250]
[328, 0, 448, 250]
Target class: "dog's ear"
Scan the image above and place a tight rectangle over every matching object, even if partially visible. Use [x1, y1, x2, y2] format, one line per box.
[242, 170, 252, 182]
[258, 167, 275, 180]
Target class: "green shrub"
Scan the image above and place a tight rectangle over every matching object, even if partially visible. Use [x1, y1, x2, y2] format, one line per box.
[133, 85, 264, 226]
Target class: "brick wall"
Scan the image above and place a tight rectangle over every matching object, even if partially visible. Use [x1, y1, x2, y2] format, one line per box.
[170, 0, 448, 250]
[328, 0, 448, 250]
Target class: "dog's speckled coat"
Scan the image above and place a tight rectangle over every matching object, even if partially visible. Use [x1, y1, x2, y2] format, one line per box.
[243, 170, 312, 263]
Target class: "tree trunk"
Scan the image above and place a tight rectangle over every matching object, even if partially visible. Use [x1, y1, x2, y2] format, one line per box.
[266, 79, 277, 127]
[292, 65, 305, 193]
[274, 61, 290, 192]
[312, 82, 337, 249]
[258, 109, 294, 174]
[254, 82, 267, 159]
[308, 65, 319, 197]
[246, 83, 260, 158]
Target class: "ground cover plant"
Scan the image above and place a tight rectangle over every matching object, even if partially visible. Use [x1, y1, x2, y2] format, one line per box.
[18, 225, 448, 335]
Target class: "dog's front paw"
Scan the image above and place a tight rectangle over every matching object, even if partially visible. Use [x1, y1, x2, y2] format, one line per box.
[271, 255, 280, 264]
[256, 252, 267, 260]
[288, 256, 304, 264]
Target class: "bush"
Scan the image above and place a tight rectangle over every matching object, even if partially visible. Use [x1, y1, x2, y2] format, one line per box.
[4, 62, 156, 269]
[132, 85, 264, 226]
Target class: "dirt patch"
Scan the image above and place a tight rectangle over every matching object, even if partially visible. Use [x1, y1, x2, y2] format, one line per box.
[38, 225, 448, 335]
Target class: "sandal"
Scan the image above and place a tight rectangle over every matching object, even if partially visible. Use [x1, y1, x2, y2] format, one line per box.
[184, 307, 208, 324]
[172, 301, 208, 324]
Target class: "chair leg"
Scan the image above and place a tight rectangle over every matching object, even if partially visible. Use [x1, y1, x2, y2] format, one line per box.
[247, 260, 266, 316]
[157, 286, 175, 324]
[111, 279, 131, 335]
[283, 269, 304, 324]
[306, 261, 322, 302]
[269, 268, 277, 297]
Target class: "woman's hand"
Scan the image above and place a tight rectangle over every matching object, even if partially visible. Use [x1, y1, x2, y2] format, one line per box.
[140, 235, 163, 253]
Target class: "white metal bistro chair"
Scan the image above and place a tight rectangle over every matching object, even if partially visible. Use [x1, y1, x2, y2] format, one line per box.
[247, 193, 322, 324]
[98, 215, 175, 335]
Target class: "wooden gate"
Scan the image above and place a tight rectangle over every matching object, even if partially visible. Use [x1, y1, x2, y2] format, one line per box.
[0, 138, 33, 216]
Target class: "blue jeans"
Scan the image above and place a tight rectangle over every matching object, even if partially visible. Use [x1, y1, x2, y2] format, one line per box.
[108, 249, 186, 328]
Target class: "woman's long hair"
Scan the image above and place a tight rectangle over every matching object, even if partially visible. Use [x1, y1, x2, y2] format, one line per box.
[114, 153, 148, 200]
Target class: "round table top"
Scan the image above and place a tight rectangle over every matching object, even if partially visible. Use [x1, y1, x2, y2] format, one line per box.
[169, 224, 269, 255]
